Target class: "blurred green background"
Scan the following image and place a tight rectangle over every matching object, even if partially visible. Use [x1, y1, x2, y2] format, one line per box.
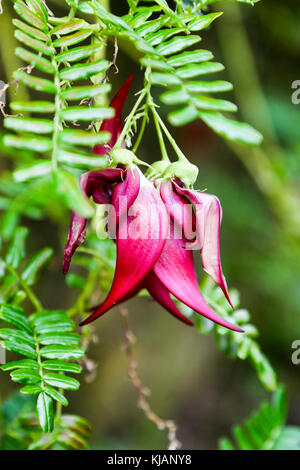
[1, 0, 300, 449]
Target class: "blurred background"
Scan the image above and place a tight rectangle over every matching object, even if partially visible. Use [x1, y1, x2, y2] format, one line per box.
[1, 0, 300, 449]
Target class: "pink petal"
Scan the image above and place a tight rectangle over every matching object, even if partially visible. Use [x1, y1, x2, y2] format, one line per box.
[93, 74, 134, 155]
[152, 219, 242, 332]
[144, 271, 193, 326]
[80, 168, 168, 326]
[160, 181, 195, 242]
[174, 181, 233, 308]
[63, 168, 123, 274]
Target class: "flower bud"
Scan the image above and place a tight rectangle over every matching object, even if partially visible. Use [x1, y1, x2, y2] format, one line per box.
[163, 161, 199, 187]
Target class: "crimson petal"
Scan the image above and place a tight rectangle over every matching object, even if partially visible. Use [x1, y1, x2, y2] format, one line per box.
[152, 219, 242, 332]
[80, 168, 168, 326]
[93, 74, 134, 155]
[144, 271, 193, 326]
[174, 181, 233, 308]
[63, 168, 123, 274]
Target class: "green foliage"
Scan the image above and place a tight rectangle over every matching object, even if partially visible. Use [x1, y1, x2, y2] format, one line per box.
[4, 0, 114, 216]
[197, 277, 277, 391]
[0, 393, 91, 450]
[93, 0, 262, 145]
[219, 386, 300, 450]
[0, 226, 84, 433]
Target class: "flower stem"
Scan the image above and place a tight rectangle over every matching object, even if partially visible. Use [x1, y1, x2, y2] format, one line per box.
[151, 107, 188, 163]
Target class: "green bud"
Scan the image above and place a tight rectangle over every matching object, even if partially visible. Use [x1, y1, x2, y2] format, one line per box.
[162, 161, 199, 187]
[146, 160, 170, 178]
[110, 148, 135, 166]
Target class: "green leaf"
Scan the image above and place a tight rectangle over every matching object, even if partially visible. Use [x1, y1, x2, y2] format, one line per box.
[14, 1, 46, 31]
[55, 169, 94, 218]
[56, 44, 101, 63]
[1, 359, 38, 371]
[188, 12, 223, 31]
[12, 19, 48, 42]
[51, 19, 87, 36]
[34, 321, 74, 335]
[160, 88, 189, 105]
[10, 368, 40, 384]
[44, 372, 80, 390]
[44, 385, 69, 406]
[21, 248, 53, 286]
[156, 35, 201, 56]
[60, 83, 111, 101]
[11, 101, 55, 114]
[1, 339, 37, 359]
[42, 360, 82, 374]
[4, 117, 54, 135]
[40, 345, 84, 360]
[26, 0, 48, 23]
[193, 96, 238, 112]
[186, 80, 233, 93]
[167, 50, 214, 67]
[60, 59, 109, 82]
[37, 392, 54, 432]
[53, 30, 92, 48]
[14, 29, 53, 56]
[13, 70, 56, 94]
[0, 328, 35, 348]
[13, 161, 52, 183]
[168, 104, 198, 126]
[59, 129, 110, 147]
[3, 135, 53, 153]
[147, 28, 185, 47]
[6, 226, 28, 268]
[0, 304, 32, 334]
[15, 47, 55, 74]
[61, 106, 114, 122]
[38, 332, 81, 346]
[176, 62, 224, 79]
[150, 72, 182, 86]
[199, 111, 263, 146]
[20, 384, 42, 395]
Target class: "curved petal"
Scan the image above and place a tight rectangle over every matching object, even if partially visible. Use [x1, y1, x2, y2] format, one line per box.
[144, 271, 193, 326]
[63, 168, 123, 274]
[160, 181, 195, 242]
[152, 219, 242, 332]
[93, 74, 134, 155]
[174, 181, 233, 308]
[80, 168, 168, 326]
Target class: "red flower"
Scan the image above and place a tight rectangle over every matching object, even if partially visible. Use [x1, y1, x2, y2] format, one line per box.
[63, 77, 241, 332]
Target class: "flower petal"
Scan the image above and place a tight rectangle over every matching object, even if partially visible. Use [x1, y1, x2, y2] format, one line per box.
[174, 181, 233, 308]
[152, 219, 241, 332]
[144, 271, 193, 326]
[93, 74, 134, 155]
[160, 180, 195, 242]
[80, 168, 168, 326]
[63, 168, 123, 274]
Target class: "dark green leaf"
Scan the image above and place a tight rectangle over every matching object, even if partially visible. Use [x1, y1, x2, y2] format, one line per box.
[38, 332, 81, 346]
[44, 372, 80, 390]
[42, 360, 82, 374]
[40, 345, 84, 360]
[37, 392, 54, 432]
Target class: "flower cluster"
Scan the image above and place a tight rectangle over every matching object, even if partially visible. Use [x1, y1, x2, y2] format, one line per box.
[63, 77, 241, 332]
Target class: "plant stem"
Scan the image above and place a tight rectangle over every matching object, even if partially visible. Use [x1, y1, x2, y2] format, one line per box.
[6, 265, 43, 311]
[114, 89, 147, 148]
[151, 107, 188, 162]
[151, 106, 169, 162]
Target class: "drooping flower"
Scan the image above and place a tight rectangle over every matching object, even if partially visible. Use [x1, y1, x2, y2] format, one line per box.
[63, 76, 241, 332]
[160, 179, 233, 308]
